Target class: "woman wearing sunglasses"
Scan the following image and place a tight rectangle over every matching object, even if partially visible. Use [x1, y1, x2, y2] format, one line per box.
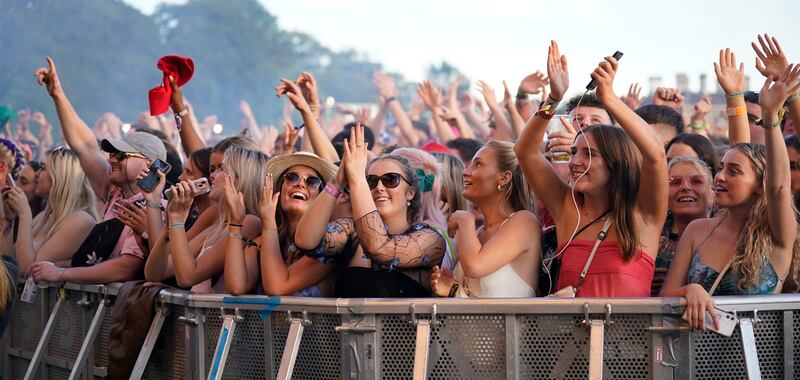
[651, 157, 714, 295]
[295, 124, 446, 297]
[430, 140, 540, 298]
[661, 65, 800, 330]
[223, 151, 339, 296]
[144, 147, 267, 293]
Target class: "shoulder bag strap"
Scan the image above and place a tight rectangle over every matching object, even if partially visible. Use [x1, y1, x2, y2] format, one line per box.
[574, 218, 613, 291]
[708, 259, 733, 296]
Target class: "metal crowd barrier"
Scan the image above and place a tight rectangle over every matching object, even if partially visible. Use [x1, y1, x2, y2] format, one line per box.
[2, 282, 800, 379]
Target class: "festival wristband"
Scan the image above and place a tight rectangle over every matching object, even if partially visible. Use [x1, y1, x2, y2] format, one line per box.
[535, 101, 559, 120]
[689, 123, 708, 131]
[726, 106, 746, 117]
[169, 222, 185, 230]
[145, 200, 163, 209]
[324, 182, 342, 198]
[726, 91, 744, 99]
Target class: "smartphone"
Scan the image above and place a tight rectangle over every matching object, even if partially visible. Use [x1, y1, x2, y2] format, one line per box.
[165, 177, 210, 201]
[682, 307, 738, 337]
[136, 159, 172, 193]
[6, 173, 15, 187]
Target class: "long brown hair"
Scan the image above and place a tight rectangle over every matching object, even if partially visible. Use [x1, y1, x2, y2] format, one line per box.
[581, 125, 642, 261]
[729, 143, 800, 289]
[485, 140, 535, 214]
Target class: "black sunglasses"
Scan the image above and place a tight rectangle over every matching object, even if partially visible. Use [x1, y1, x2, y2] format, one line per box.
[110, 151, 147, 161]
[284, 172, 322, 189]
[366, 172, 412, 190]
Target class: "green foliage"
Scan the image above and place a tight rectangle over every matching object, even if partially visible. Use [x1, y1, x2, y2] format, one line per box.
[0, 0, 389, 134]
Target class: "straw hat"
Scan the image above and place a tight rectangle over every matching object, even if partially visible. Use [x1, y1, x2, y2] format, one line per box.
[266, 152, 338, 189]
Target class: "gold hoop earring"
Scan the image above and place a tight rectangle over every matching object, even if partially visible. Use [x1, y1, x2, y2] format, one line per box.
[497, 184, 503, 193]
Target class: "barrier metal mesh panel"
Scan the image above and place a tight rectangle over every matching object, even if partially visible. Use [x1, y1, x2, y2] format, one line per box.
[378, 314, 419, 379]
[143, 305, 188, 380]
[517, 314, 650, 380]
[203, 308, 269, 379]
[93, 297, 114, 368]
[693, 310, 784, 380]
[794, 311, 800, 376]
[47, 289, 85, 364]
[10, 356, 34, 380]
[271, 311, 342, 380]
[428, 315, 507, 379]
[10, 285, 43, 352]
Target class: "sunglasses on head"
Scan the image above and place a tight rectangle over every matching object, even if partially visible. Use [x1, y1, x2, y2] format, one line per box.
[668, 175, 707, 188]
[284, 172, 322, 189]
[111, 151, 148, 161]
[366, 172, 412, 190]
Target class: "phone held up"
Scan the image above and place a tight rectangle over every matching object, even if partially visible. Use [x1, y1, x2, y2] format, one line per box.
[136, 159, 172, 193]
[165, 177, 211, 201]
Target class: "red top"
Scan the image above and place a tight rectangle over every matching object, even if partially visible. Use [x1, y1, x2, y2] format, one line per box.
[556, 240, 654, 297]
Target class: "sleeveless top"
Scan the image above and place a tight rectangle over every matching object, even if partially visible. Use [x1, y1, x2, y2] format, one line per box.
[556, 241, 654, 297]
[686, 218, 779, 295]
[191, 232, 226, 293]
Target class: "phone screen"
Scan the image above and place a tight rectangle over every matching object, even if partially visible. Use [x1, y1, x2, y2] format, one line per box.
[136, 159, 172, 192]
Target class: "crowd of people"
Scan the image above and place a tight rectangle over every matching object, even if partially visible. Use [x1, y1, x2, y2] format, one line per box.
[1, 33, 800, 337]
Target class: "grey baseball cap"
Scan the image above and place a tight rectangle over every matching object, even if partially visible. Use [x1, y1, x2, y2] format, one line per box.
[101, 131, 167, 162]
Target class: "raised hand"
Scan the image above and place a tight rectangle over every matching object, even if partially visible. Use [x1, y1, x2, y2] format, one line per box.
[31, 111, 48, 126]
[258, 173, 280, 227]
[446, 210, 475, 238]
[476, 80, 500, 111]
[223, 173, 246, 224]
[652, 87, 685, 112]
[342, 122, 369, 183]
[502, 80, 513, 109]
[240, 99, 254, 118]
[34, 57, 63, 98]
[417, 80, 442, 110]
[752, 34, 789, 81]
[276, 78, 312, 115]
[591, 55, 619, 103]
[546, 40, 569, 101]
[372, 72, 399, 98]
[5, 186, 31, 221]
[622, 83, 643, 110]
[445, 75, 465, 104]
[518, 70, 549, 95]
[759, 64, 800, 116]
[134, 162, 167, 202]
[713, 48, 745, 95]
[689, 96, 712, 125]
[355, 107, 371, 125]
[168, 75, 185, 112]
[280, 120, 300, 155]
[296, 71, 321, 117]
[166, 180, 197, 222]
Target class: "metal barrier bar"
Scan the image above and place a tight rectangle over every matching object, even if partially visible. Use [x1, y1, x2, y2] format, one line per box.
[412, 319, 431, 380]
[23, 293, 64, 380]
[207, 312, 239, 380]
[129, 303, 169, 380]
[68, 295, 107, 380]
[588, 320, 605, 380]
[277, 312, 310, 380]
[739, 317, 762, 380]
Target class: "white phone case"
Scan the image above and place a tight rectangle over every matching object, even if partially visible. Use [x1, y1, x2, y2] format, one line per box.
[683, 308, 738, 337]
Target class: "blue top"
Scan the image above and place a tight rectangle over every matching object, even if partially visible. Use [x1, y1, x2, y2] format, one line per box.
[687, 253, 778, 295]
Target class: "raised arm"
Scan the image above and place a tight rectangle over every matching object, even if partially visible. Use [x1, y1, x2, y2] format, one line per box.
[502, 80, 526, 137]
[277, 75, 338, 161]
[239, 100, 263, 143]
[221, 174, 261, 295]
[514, 40, 571, 219]
[169, 76, 206, 155]
[444, 76, 475, 139]
[417, 81, 457, 142]
[759, 64, 800, 253]
[477, 80, 514, 142]
[714, 48, 749, 144]
[751, 34, 800, 137]
[34, 57, 110, 198]
[593, 55, 668, 224]
[295, 165, 346, 250]
[373, 72, 419, 147]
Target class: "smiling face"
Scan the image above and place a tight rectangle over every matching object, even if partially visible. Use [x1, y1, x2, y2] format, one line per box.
[568, 132, 611, 193]
[570, 106, 612, 129]
[668, 161, 713, 218]
[279, 165, 322, 216]
[108, 153, 148, 187]
[714, 149, 762, 208]
[367, 159, 415, 222]
[462, 146, 509, 202]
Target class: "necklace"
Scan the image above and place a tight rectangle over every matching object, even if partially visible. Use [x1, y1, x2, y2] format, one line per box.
[582, 207, 609, 221]
[481, 216, 509, 231]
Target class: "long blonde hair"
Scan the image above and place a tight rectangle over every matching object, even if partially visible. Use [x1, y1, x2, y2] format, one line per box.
[730, 143, 800, 289]
[485, 140, 535, 214]
[431, 152, 469, 215]
[206, 147, 269, 243]
[31, 148, 99, 244]
[0, 262, 11, 314]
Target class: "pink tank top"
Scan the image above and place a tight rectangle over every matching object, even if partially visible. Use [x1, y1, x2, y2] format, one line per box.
[556, 240, 654, 297]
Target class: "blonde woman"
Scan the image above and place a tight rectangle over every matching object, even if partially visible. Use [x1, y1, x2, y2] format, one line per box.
[7, 148, 98, 275]
[145, 147, 266, 292]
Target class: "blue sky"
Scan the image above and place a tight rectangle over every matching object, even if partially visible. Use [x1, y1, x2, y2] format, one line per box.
[127, 0, 799, 98]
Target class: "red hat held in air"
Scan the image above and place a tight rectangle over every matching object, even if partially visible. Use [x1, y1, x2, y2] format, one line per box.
[148, 55, 194, 116]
